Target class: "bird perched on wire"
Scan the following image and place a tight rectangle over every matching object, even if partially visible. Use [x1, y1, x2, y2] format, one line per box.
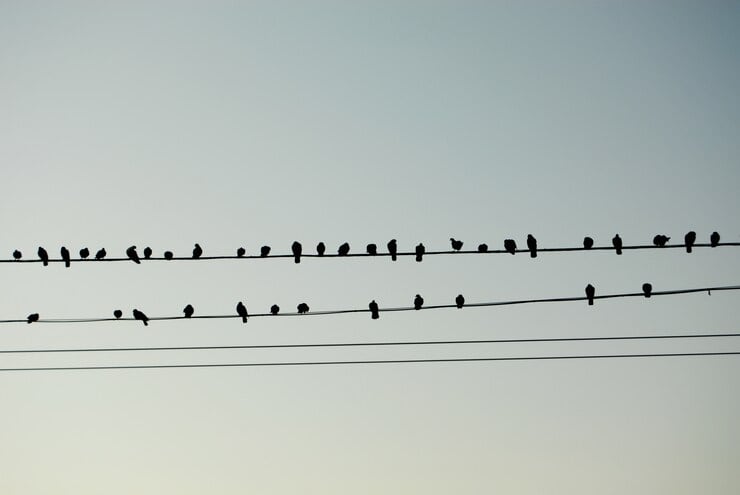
[583, 237, 594, 249]
[612, 234, 623, 255]
[415, 243, 425, 262]
[13, 250, 21, 260]
[237, 247, 246, 257]
[338, 242, 350, 256]
[27, 313, 39, 324]
[236, 302, 248, 323]
[95, 248, 106, 260]
[316, 242, 326, 256]
[60, 247, 71, 268]
[292, 241, 302, 263]
[527, 235, 538, 258]
[270, 304, 280, 315]
[653, 234, 670, 247]
[642, 283, 652, 298]
[113, 310, 123, 319]
[192, 243, 203, 259]
[79, 247, 90, 259]
[183, 304, 194, 318]
[369, 300, 379, 319]
[297, 302, 310, 314]
[133, 309, 149, 326]
[684, 231, 696, 253]
[38, 247, 49, 266]
[477, 243, 488, 253]
[143, 246, 153, 259]
[710, 231, 720, 247]
[387, 239, 398, 261]
[164, 251, 174, 260]
[414, 294, 424, 310]
[455, 294, 465, 309]
[504, 239, 516, 255]
[450, 238, 463, 251]
[366, 243, 377, 255]
[126, 246, 141, 264]
[260, 246, 271, 257]
[585, 284, 595, 306]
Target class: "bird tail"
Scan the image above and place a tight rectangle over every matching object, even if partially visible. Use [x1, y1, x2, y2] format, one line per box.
[65, 260, 70, 268]
[391, 254, 397, 261]
[143, 320, 148, 326]
[686, 245, 692, 253]
[530, 251, 537, 258]
[616, 248, 622, 255]
[588, 299, 593, 306]
[371, 312, 379, 320]
[294, 255, 300, 264]
[43, 260, 48, 266]
[242, 316, 248, 323]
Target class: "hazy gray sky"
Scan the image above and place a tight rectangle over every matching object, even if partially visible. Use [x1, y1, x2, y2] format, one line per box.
[1, 1, 739, 493]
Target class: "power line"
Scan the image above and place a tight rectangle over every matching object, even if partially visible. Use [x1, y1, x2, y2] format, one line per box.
[0, 351, 738, 373]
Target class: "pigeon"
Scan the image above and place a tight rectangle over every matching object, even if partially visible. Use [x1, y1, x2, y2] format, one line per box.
[316, 242, 326, 256]
[366, 243, 377, 255]
[79, 247, 90, 259]
[477, 243, 488, 253]
[526, 234, 538, 258]
[183, 304, 194, 318]
[450, 238, 463, 251]
[133, 309, 149, 326]
[270, 304, 280, 315]
[710, 231, 720, 247]
[113, 310, 123, 319]
[585, 284, 595, 306]
[642, 283, 652, 298]
[260, 245, 271, 257]
[27, 313, 39, 324]
[612, 234, 623, 255]
[415, 243, 425, 262]
[164, 251, 174, 260]
[455, 294, 465, 309]
[60, 247, 71, 268]
[413, 294, 424, 310]
[192, 243, 203, 259]
[369, 300, 379, 320]
[237, 247, 246, 257]
[387, 239, 398, 261]
[653, 235, 670, 247]
[291, 241, 302, 263]
[126, 246, 141, 264]
[236, 302, 248, 323]
[583, 237, 594, 249]
[337, 243, 350, 256]
[95, 248, 106, 260]
[12, 250, 21, 260]
[38, 247, 49, 266]
[297, 302, 310, 314]
[143, 246, 153, 259]
[504, 239, 517, 255]
[684, 231, 696, 253]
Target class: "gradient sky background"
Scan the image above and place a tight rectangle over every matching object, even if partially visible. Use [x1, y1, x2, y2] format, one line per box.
[1, 1, 740, 493]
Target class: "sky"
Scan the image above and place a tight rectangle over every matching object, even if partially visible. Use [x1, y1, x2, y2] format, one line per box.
[1, 1, 739, 493]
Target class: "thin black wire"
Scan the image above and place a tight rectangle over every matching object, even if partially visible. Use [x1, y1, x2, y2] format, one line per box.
[0, 351, 738, 372]
[1, 331, 739, 355]
[2, 284, 738, 325]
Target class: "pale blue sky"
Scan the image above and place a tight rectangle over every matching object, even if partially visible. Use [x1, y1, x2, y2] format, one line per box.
[1, 1, 739, 493]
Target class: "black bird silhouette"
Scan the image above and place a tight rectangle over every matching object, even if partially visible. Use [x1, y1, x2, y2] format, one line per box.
[653, 234, 670, 247]
[192, 243, 203, 259]
[113, 309, 123, 319]
[415, 243, 425, 262]
[27, 313, 39, 324]
[38, 247, 49, 266]
[236, 302, 248, 323]
[133, 309, 149, 326]
[583, 236, 594, 249]
[316, 242, 326, 256]
[79, 247, 90, 259]
[95, 248, 106, 260]
[710, 231, 720, 247]
[292, 241, 302, 263]
[297, 302, 310, 314]
[164, 251, 174, 260]
[237, 247, 246, 257]
[60, 247, 71, 268]
[477, 243, 488, 253]
[337, 243, 350, 256]
[455, 294, 465, 309]
[260, 245, 271, 257]
[369, 300, 379, 319]
[183, 304, 194, 318]
[414, 294, 424, 310]
[612, 234, 623, 255]
[450, 238, 463, 251]
[504, 239, 516, 255]
[12, 250, 21, 260]
[366, 243, 377, 255]
[143, 246, 153, 259]
[585, 284, 595, 306]
[684, 231, 696, 253]
[270, 304, 280, 315]
[126, 246, 141, 264]
[526, 234, 537, 258]
[387, 239, 398, 261]
[642, 283, 652, 298]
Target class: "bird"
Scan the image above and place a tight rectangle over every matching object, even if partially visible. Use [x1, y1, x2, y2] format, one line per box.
[366, 243, 377, 255]
[369, 300, 379, 319]
[710, 231, 720, 247]
[585, 284, 595, 306]
[504, 239, 516, 255]
[612, 234, 623, 255]
[583, 236, 594, 249]
[455, 294, 465, 309]
[653, 234, 670, 247]
[291, 241, 302, 263]
[642, 283, 652, 298]
[12, 250, 21, 260]
[270, 304, 280, 315]
[38, 247, 49, 266]
[684, 231, 696, 253]
[133, 309, 149, 326]
[260, 245, 271, 257]
[60, 247, 71, 267]
[316, 242, 326, 256]
[387, 239, 398, 261]
[236, 302, 248, 323]
[526, 234, 537, 258]
[164, 251, 174, 260]
[192, 243, 203, 259]
[413, 294, 424, 310]
[415, 243, 425, 262]
[183, 304, 194, 318]
[113, 309, 123, 319]
[79, 247, 90, 259]
[297, 302, 310, 314]
[27, 313, 39, 324]
[337, 243, 350, 256]
[478, 243, 488, 253]
[143, 246, 153, 259]
[237, 247, 246, 257]
[95, 248, 106, 260]
[450, 238, 463, 251]
[126, 246, 141, 264]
